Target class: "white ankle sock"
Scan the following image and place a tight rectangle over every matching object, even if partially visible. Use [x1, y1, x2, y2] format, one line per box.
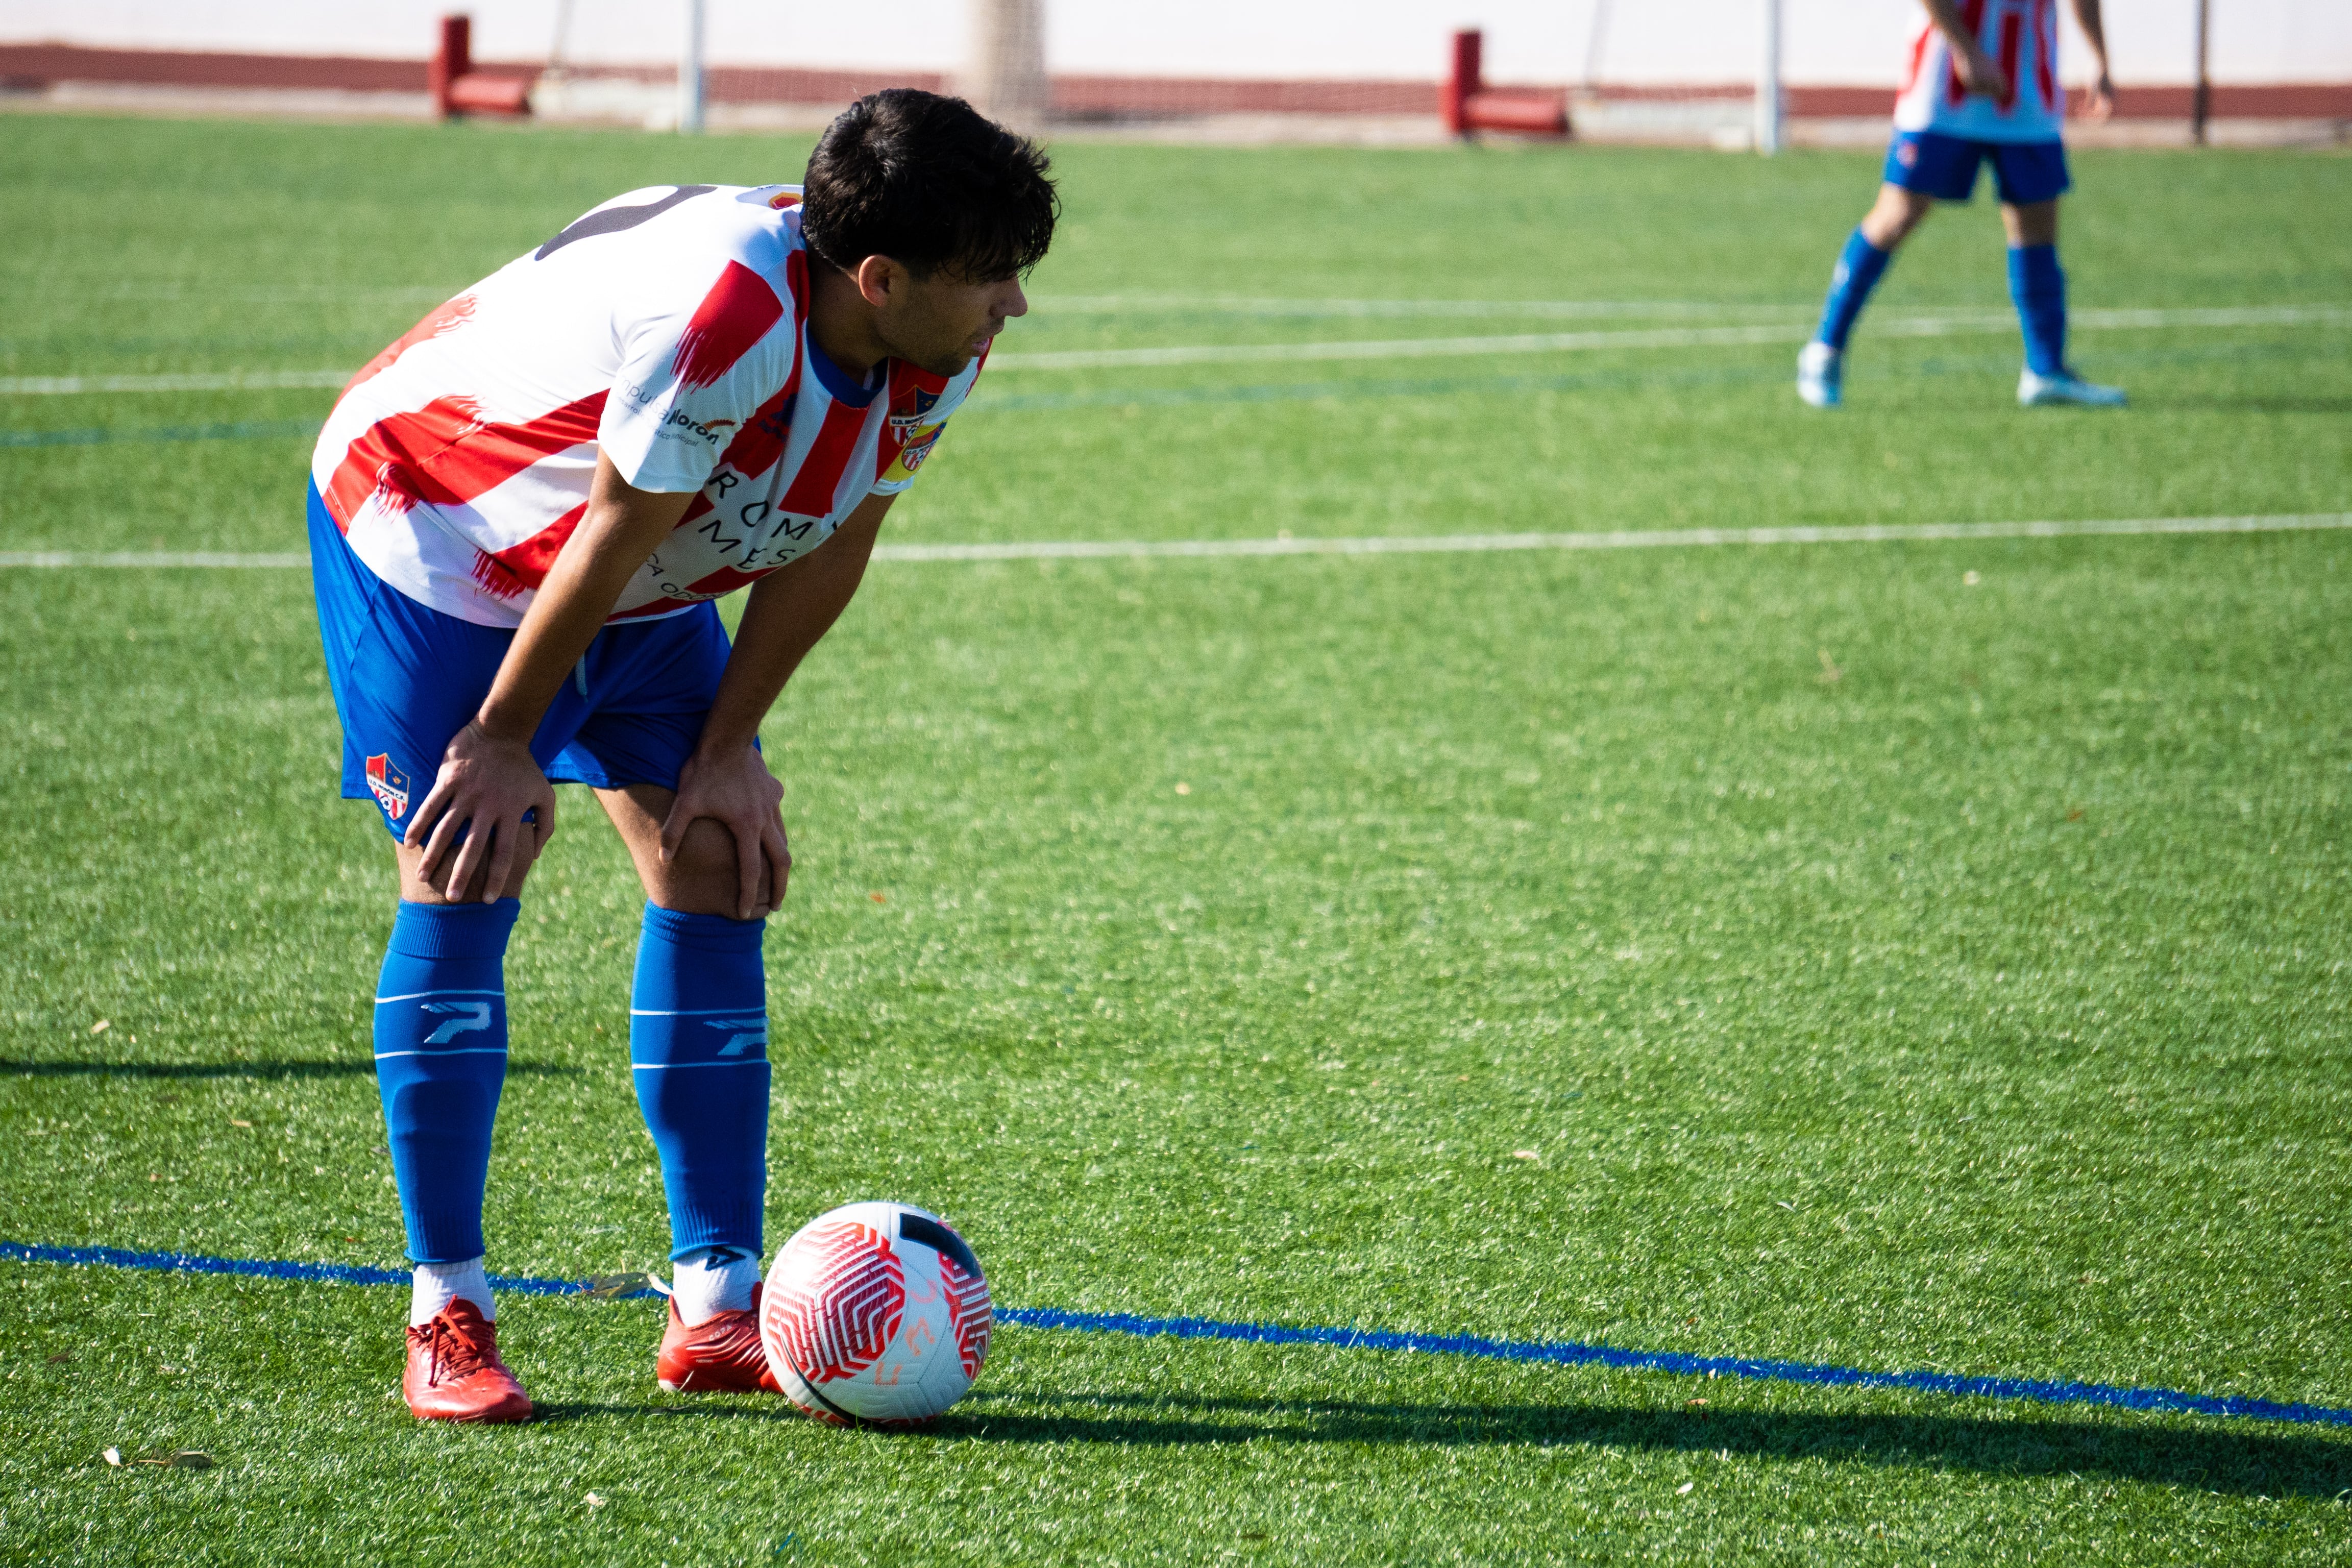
[671, 1246, 760, 1326]
[410, 1257, 495, 1327]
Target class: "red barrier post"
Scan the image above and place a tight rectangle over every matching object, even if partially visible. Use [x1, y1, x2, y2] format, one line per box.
[1444, 29, 1481, 137]
[1445, 26, 1569, 139]
[1466, 93, 1571, 135]
[430, 14, 470, 120]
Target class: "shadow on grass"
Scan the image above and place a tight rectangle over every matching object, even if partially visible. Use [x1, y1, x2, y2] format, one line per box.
[531, 1388, 2352, 1499]
[0, 1058, 581, 1079]
[2145, 397, 2352, 416]
[959, 1389, 2352, 1499]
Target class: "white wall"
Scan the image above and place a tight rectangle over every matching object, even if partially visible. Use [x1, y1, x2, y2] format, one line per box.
[3, 1, 2346, 85]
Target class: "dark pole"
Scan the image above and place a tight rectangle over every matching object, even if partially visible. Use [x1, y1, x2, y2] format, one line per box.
[2191, 0, 2211, 146]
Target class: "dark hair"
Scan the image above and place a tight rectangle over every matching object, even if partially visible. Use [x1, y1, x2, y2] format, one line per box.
[801, 89, 1059, 281]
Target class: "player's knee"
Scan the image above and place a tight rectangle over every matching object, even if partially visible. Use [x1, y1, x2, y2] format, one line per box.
[397, 842, 535, 905]
[645, 816, 776, 916]
[1876, 210, 1925, 247]
[1865, 187, 1931, 247]
[2002, 200, 2059, 247]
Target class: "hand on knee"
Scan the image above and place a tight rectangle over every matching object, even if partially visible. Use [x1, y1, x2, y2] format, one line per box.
[648, 814, 777, 918]
[398, 832, 537, 905]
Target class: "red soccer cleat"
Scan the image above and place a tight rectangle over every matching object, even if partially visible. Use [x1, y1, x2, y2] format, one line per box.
[403, 1300, 533, 1423]
[657, 1283, 782, 1393]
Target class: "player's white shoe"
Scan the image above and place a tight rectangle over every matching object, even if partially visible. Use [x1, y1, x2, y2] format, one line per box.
[2017, 368, 2126, 408]
[1796, 341, 1843, 409]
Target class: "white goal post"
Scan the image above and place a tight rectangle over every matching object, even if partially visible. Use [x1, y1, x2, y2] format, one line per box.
[678, 0, 705, 134]
[1756, 0, 1785, 154]
[680, 1, 1046, 133]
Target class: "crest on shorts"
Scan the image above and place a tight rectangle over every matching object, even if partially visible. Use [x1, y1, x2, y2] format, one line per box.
[365, 754, 410, 821]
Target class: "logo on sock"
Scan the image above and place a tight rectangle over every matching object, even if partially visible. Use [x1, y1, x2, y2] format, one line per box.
[421, 1001, 494, 1045]
[365, 753, 411, 821]
[706, 1017, 769, 1058]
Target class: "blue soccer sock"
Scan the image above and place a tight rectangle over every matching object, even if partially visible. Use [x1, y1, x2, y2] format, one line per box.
[1815, 227, 1895, 352]
[629, 904, 770, 1262]
[2008, 243, 2068, 376]
[373, 899, 519, 1266]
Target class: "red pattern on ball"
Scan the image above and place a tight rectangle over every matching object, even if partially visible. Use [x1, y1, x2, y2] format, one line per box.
[939, 1248, 993, 1380]
[766, 1221, 905, 1384]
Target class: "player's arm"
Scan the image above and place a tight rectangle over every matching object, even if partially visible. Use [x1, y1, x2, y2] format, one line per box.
[2068, 0, 2115, 121]
[407, 452, 695, 901]
[659, 489, 897, 920]
[1921, 0, 2007, 101]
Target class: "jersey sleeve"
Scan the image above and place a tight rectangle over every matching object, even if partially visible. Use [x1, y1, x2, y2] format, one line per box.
[870, 354, 985, 496]
[600, 258, 796, 495]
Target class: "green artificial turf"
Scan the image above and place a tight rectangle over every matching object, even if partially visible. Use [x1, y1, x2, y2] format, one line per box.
[3, 112, 2351, 1564]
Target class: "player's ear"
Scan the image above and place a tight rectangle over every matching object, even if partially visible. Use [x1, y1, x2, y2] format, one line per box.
[851, 255, 901, 310]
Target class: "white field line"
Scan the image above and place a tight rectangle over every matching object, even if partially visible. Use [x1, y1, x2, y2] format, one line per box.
[996, 321, 1812, 370]
[0, 287, 2217, 321]
[0, 551, 312, 568]
[6, 515, 2344, 572]
[0, 290, 1802, 318]
[987, 305, 2352, 372]
[6, 304, 2344, 396]
[1031, 295, 1816, 320]
[0, 370, 353, 396]
[871, 513, 2352, 561]
[0, 283, 464, 305]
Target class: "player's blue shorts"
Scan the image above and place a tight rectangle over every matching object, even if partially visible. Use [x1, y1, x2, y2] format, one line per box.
[1884, 130, 2070, 205]
[309, 482, 732, 840]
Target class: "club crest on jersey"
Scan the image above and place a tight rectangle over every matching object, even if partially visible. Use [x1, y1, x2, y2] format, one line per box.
[888, 386, 942, 431]
[897, 424, 945, 473]
[365, 754, 411, 820]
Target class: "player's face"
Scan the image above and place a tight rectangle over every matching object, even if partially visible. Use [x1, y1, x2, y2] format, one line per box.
[876, 264, 1027, 378]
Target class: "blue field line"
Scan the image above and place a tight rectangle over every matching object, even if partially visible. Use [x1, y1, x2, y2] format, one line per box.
[9, 1239, 2348, 1429]
[993, 1307, 2352, 1430]
[1, 1240, 657, 1300]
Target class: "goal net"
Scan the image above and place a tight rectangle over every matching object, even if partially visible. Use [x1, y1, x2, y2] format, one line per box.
[545, 0, 2350, 149]
[10, 2, 2332, 150]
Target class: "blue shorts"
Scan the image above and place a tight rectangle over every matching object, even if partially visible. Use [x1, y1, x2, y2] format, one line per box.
[309, 483, 733, 839]
[1884, 131, 2070, 206]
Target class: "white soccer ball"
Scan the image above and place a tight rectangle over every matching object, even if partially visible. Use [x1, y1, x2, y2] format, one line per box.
[759, 1200, 992, 1425]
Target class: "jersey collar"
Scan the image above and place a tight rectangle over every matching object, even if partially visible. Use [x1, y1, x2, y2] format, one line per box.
[802, 324, 885, 408]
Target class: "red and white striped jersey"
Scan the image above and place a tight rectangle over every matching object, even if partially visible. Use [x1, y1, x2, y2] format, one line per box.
[310, 183, 981, 628]
[1893, 0, 2065, 143]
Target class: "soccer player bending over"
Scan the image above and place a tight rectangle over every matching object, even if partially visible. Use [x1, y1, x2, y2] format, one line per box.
[1799, 0, 2125, 410]
[307, 91, 1056, 1422]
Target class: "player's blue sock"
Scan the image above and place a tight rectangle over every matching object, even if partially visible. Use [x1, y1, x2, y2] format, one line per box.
[1815, 227, 1894, 352]
[373, 899, 519, 1265]
[630, 904, 770, 1262]
[2008, 243, 2068, 376]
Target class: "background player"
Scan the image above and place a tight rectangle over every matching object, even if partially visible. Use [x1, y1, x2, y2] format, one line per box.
[1799, 0, 2126, 409]
[308, 90, 1057, 1422]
